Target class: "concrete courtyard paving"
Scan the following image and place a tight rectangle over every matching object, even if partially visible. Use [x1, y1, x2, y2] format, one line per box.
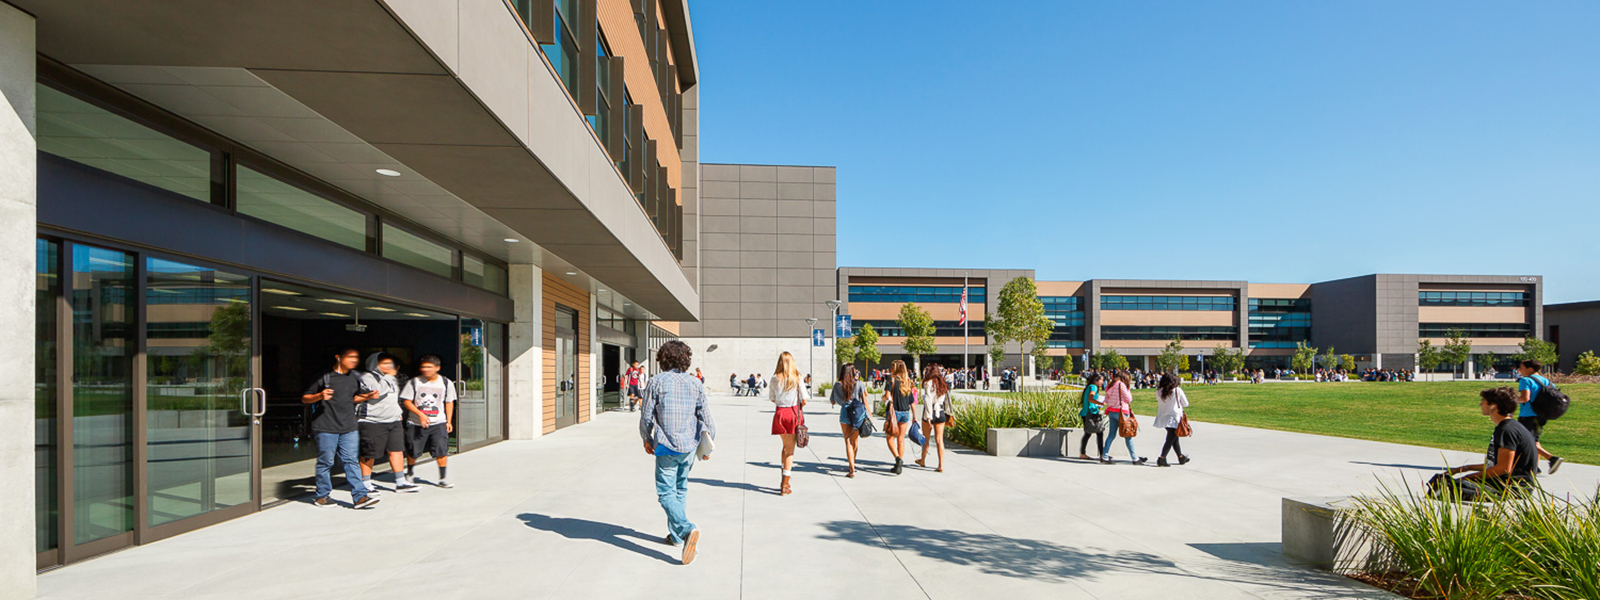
[37, 392, 1600, 600]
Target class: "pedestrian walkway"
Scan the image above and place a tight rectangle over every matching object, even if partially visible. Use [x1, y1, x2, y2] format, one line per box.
[36, 393, 1599, 600]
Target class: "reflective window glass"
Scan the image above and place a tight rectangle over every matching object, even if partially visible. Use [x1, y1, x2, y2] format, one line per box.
[236, 166, 368, 250]
[71, 244, 136, 544]
[36, 239, 59, 553]
[37, 85, 212, 203]
[382, 225, 454, 278]
[463, 255, 509, 295]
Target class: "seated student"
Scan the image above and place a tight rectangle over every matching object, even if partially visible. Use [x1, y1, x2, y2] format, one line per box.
[1428, 387, 1539, 502]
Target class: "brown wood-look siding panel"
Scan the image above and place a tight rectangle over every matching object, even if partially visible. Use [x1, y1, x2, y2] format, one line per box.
[543, 273, 591, 433]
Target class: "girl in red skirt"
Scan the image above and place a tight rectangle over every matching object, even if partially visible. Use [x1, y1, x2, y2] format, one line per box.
[769, 352, 808, 495]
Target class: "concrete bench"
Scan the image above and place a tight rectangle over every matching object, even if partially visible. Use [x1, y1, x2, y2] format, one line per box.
[986, 428, 1074, 458]
[1281, 497, 1381, 572]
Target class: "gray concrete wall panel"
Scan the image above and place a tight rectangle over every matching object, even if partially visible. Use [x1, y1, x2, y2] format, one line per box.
[0, 5, 35, 596]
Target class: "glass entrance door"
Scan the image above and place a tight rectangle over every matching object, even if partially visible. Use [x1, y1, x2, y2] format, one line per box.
[554, 306, 579, 429]
[143, 258, 256, 534]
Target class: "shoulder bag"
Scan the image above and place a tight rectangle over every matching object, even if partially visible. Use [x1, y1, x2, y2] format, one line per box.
[793, 403, 810, 448]
[1176, 414, 1193, 438]
[1117, 411, 1139, 438]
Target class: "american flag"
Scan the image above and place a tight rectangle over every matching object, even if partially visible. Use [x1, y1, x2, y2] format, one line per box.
[958, 286, 968, 325]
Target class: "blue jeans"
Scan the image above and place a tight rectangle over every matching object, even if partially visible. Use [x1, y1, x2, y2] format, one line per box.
[655, 452, 696, 544]
[1102, 413, 1139, 460]
[315, 431, 369, 500]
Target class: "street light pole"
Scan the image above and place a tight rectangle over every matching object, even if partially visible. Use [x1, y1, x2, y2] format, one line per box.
[806, 317, 819, 388]
[826, 299, 842, 384]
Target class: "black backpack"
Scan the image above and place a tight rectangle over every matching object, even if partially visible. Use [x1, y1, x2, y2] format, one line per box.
[1531, 377, 1570, 420]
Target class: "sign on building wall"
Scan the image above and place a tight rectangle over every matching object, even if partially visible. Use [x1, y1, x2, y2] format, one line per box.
[837, 314, 853, 338]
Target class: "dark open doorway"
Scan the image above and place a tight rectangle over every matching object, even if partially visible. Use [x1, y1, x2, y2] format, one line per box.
[601, 344, 622, 410]
[257, 280, 458, 504]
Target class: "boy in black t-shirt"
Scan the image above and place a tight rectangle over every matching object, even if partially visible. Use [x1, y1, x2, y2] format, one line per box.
[1428, 387, 1539, 502]
[301, 349, 381, 508]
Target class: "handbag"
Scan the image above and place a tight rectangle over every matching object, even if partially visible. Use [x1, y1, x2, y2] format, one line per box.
[696, 430, 715, 459]
[1176, 414, 1193, 438]
[1117, 412, 1139, 438]
[793, 406, 809, 448]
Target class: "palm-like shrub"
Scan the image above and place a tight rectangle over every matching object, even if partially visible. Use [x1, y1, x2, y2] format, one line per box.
[947, 391, 1083, 451]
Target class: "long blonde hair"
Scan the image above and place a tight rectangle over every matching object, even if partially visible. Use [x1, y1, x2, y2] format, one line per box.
[773, 352, 801, 392]
[890, 360, 914, 395]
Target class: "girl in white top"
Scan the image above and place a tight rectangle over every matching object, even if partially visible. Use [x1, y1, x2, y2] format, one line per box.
[916, 364, 954, 472]
[1153, 372, 1191, 467]
[768, 352, 808, 495]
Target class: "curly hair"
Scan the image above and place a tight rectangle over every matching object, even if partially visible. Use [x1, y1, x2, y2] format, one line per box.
[655, 340, 692, 372]
[1480, 386, 1518, 416]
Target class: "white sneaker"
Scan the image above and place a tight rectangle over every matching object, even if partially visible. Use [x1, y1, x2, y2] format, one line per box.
[436, 479, 453, 489]
[397, 483, 419, 493]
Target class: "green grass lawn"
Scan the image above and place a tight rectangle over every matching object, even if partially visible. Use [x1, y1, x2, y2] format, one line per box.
[1118, 382, 1600, 466]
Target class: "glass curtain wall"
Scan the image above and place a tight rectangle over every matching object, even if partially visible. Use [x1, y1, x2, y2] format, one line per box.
[145, 258, 254, 527]
[70, 244, 136, 545]
[37, 240, 59, 555]
[457, 319, 488, 447]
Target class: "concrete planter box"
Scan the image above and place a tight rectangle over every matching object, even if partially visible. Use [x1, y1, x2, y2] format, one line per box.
[986, 428, 1073, 458]
[1281, 497, 1383, 573]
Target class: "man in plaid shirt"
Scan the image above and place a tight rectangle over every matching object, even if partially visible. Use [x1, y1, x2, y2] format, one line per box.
[638, 340, 716, 565]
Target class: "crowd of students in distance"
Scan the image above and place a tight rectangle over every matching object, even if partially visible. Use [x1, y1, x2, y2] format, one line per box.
[300, 349, 459, 510]
[1360, 368, 1417, 382]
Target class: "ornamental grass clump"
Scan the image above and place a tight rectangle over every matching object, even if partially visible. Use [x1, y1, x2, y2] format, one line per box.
[1343, 482, 1600, 600]
[946, 391, 1082, 451]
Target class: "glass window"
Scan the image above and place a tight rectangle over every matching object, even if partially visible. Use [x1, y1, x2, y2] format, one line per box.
[458, 319, 490, 447]
[36, 239, 59, 553]
[71, 244, 136, 544]
[145, 258, 253, 527]
[463, 255, 509, 295]
[236, 166, 368, 250]
[382, 224, 454, 278]
[37, 85, 212, 203]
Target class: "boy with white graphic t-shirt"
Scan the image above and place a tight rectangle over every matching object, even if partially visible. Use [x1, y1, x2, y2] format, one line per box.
[401, 354, 457, 488]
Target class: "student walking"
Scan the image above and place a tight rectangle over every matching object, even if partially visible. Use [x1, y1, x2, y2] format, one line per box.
[881, 360, 917, 475]
[916, 364, 954, 472]
[1514, 360, 1564, 474]
[626, 360, 646, 412]
[638, 340, 716, 565]
[768, 352, 809, 495]
[831, 364, 868, 478]
[1078, 373, 1106, 460]
[1428, 387, 1539, 501]
[300, 349, 379, 509]
[359, 353, 411, 494]
[401, 355, 457, 488]
[1153, 373, 1191, 467]
[1101, 372, 1146, 465]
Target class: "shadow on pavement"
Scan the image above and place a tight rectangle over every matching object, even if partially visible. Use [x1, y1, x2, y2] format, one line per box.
[747, 460, 832, 475]
[1350, 460, 1442, 470]
[517, 514, 678, 564]
[818, 520, 1178, 581]
[690, 478, 771, 494]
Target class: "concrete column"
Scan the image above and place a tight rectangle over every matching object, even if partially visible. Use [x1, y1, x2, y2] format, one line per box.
[506, 264, 543, 439]
[0, 3, 36, 597]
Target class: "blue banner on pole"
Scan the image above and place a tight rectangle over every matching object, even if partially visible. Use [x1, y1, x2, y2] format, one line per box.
[812, 329, 825, 347]
[836, 314, 853, 338]
[470, 327, 482, 347]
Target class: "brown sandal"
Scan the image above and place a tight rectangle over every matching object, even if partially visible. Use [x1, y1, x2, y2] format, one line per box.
[780, 475, 792, 495]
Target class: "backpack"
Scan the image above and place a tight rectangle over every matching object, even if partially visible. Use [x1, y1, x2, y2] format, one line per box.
[1530, 376, 1570, 420]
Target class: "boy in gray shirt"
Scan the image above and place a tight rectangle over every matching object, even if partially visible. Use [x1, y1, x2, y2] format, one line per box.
[359, 353, 412, 494]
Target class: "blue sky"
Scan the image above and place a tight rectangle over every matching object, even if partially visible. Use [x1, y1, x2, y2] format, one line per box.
[691, 1, 1600, 303]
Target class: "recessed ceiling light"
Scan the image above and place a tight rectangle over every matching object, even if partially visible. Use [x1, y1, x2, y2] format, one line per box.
[565, 272, 577, 276]
[404, 312, 430, 318]
[317, 298, 354, 305]
[262, 288, 300, 296]
[273, 306, 307, 312]
[366, 306, 396, 312]
[320, 312, 350, 318]
[375, 168, 402, 177]
[504, 238, 520, 243]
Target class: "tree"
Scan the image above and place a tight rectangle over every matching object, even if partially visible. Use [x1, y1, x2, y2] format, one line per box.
[897, 302, 937, 374]
[1513, 336, 1558, 371]
[1211, 344, 1244, 379]
[1478, 351, 1498, 375]
[1442, 329, 1473, 378]
[835, 334, 858, 367]
[1157, 337, 1187, 373]
[854, 323, 881, 376]
[1339, 354, 1356, 372]
[1095, 348, 1129, 371]
[1033, 349, 1055, 374]
[987, 277, 1053, 390]
[1318, 346, 1339, 372]
[1291, 342, 1316, 375]
[988, 344, 1005, 375]
[1417, 339, 1443, 373]
[1575, 351, 1600, 376]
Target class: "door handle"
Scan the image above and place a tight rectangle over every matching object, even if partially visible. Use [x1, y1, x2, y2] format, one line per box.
[240, 389, 252, 415]
[250, 388, 268, 417]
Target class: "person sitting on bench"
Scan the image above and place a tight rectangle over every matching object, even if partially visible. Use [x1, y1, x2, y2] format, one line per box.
[1428, 386, 1539, 502]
